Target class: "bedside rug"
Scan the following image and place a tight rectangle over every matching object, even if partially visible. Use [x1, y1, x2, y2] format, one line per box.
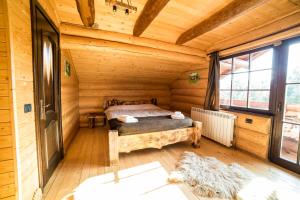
[168, 151, 254, 199]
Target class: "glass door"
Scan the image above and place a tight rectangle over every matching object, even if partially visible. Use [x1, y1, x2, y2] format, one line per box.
[271, 38, 300, 174]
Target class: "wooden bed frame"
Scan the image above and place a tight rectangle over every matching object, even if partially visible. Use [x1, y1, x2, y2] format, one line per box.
[108, 121, 202, 167]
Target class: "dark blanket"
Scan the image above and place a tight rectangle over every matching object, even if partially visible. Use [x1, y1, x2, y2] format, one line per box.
[109, 116, 193, 136]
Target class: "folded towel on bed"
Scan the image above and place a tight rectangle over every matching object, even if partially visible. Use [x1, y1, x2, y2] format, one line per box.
[117, 115, 138, 123]
[171, 111, 185, 120]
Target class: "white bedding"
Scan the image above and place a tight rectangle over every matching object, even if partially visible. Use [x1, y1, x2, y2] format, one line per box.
[105, 104, 174, 120]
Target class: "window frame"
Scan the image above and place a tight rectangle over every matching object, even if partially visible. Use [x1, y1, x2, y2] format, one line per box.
[219, 45, 277, 116]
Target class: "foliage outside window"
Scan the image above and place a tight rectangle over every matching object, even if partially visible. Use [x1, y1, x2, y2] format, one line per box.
[219, 48, 273, 111]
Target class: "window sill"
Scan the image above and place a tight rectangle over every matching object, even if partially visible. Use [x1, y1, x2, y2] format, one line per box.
[220, 106, 275, 117]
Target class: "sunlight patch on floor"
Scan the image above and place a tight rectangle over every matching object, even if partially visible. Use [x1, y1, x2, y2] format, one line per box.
[238, 177, 300, 200]
[63, 161, 194, 200]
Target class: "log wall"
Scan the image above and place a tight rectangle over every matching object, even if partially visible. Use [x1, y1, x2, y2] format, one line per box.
[61, 50, 80, 151]
[79, 83, 171, 127]
[6, 0, 39, 199]
[170, 66, 209, 115]
[0, 1, 16, 199]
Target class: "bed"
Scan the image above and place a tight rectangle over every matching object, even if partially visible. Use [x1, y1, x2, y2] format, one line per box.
[104, 98, 202, 168]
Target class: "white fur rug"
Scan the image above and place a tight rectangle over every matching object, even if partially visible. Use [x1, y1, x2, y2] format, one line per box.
[168, 151, 254, 199]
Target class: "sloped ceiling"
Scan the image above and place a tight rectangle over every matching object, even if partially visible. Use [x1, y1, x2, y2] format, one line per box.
[55, 0, 300, 84]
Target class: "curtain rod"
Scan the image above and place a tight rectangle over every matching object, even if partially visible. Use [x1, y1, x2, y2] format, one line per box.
[207, 22, 300, 56]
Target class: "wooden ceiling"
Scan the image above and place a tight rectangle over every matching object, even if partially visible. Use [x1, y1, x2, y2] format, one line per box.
[55, 0, 300, 84]
[56, 0, 300, 49]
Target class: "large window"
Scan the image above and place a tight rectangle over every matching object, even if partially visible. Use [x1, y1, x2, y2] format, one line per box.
[220, 47, 274, 112]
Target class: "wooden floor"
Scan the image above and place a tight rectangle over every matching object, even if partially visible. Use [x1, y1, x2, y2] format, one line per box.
[43, 128, 300, 200]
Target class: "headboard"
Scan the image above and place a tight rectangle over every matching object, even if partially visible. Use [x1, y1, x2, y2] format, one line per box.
[103, 97, 157, 110]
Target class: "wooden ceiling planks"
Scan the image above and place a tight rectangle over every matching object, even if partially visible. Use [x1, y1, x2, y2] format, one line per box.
[54, 0, 300, 84]
[57, 0, 147, 34]
[60, 34, 207, 64]
[194, 0, 300, 48]
[60, 23, 205, 57]
[141, 0, 232, 46]
[133, 0, 170, 36]
[55, 0, 300, 50]
[69, 47, 206, 84]
[176, 0, 270, 44]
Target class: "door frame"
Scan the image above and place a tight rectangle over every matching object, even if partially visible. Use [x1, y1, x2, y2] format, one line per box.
[30, 0, 64, 189]
[270, 36, 300, 174]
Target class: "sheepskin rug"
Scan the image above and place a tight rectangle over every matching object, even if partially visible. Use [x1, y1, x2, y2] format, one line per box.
[168, 151, 254, 199]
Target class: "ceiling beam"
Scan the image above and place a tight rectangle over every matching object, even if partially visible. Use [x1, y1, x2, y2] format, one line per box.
[133, 0, 169, 36]
[60, 23, 206, 57]
[75, 0, 95, 27]
[289, 0, 300, 7]
[60, 34, 207, 65]
[176, 0, 269, 45]
[208, 11, 300, 53]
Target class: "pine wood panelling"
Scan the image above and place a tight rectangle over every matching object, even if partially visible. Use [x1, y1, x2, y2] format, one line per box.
[209, 11, 300, 53]
[56, 0, 300, 51]
[0, 148, 12, 162]
[133, 0, 170, 36]
[4, 0, 61, 199]
[60, 23, 205, 57]
[170, 67, 209, 114]
[0, 2, 16, 199]
[79, 82, 171, 127]
[0, 160, 14, 173]
[0, 184, 15, 199]
[61, 50, 80, 151]
[0, 123, 11, 136]
[176, 0, 270, 45]
[0, 172, 14, 186]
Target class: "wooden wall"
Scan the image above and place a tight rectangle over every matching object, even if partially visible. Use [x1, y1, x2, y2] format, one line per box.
[170, 67, 209, 115]
[79, 83, 171, 127]
[0, 1, 16, 199]
[4, 0, 73, 199]
[61, 50, 79, 151]
[6, 0, 40, 199]
[170, 60, 272, 160]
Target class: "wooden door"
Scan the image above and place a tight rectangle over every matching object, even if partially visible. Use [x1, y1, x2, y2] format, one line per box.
[271, 37, 300, 174]
[31, 1, 63, 188]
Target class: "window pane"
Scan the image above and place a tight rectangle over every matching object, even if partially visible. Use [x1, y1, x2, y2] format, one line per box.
[233, 54, 249, 73]
[248, 91, 270, 110]
[284, 84, 300, 124]
[286, 43, 300, 83]
[220, 58, 232, 75]
[220, 74, 232, 89]
[232, 73, 248, 90]
[231, 91, 247, 107]
[250, 48, 273, 71]
[249, 70, 272, 90]
[280, 123, 299, 163]
[220, 91, 231, 106]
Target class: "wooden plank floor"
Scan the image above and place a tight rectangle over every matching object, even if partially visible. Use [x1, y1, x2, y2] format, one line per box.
[43, 128, 300, 200]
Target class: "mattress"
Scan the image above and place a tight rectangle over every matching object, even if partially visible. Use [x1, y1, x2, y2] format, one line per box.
[109, 116, 193, 136]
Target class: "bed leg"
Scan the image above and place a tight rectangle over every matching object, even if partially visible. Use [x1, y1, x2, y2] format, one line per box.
[192, 121, 202, 148]
[109, 130, 119, 182]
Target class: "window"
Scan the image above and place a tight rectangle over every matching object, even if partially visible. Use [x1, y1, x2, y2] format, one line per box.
[220, 47, 274, 112]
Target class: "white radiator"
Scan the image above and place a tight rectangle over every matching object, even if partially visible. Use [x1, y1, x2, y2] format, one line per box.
[191, 107, 236, 147]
